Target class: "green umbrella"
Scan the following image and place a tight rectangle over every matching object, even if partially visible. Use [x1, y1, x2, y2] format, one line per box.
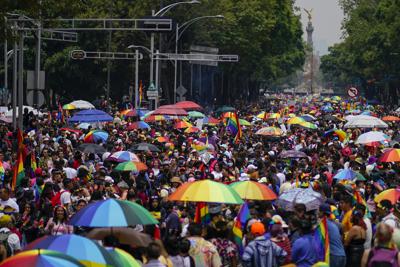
[215, 106, 236, 113]
[106, 247, 141, 267]
[355, 172, 366, 181]
[239, 119, 251, 126]
[188, 111, 205, 118]
[115, 161, 148, 172]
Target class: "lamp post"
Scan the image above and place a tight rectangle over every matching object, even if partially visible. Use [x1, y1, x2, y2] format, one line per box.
[150, 0, 200, 91]
[173, 15, 224, 103]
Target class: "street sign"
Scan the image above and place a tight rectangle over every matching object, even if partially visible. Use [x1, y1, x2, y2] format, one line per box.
[147, 90, 159, 98]
[347, 87, 359, 98]
[190, 45, 219, 66]
[70, 50, 86, 60]
[154, 53, 239, 62]
[27, 70, 45, 90]
[26, 90, 45, 107]
[176, 85, 187, 97]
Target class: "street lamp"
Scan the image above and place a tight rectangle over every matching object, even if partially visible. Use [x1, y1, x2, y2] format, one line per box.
[128, 45, 151, 54]
[173, 15, 224, 103]
[154, 0, 200, 17]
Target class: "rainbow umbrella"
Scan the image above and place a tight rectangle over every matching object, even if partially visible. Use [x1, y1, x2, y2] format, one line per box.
[168, 180, 243, 204]
[184, 126, 200, 133]
[287, 113, 297, 118]
[268, 113, 281, 119]
[230, 181, 277, 200]
[324, 129, 347, 142]
[69, 199, 158, 227]
[255, 127, 283, 137]
[382, 116, 400, 122]
[108, 151, 140, 162]
[297, 121, 318, 130]
[175, 120, 192, 129]
[287, 117, 305, 125]
[115, 161, 148, 172]
[126, 121, 150, 130]
[239, 119, 251, 126]
[83, 130, 108, 143]
[202, 117, 219, 125]
[156, 136, 169, 143]
[144, 114, 168, 122]
[379, 149, 400, 162]
[0, 249, 84, 267]
[25, 235, 117, 266]
[333, 169, 357, 180]
[120, 109, 137, 117]
[256, 111, 268, 119]
[106, 248, 141, 267]
[374, 187, 400, 205]
[62, 104, 77, 110]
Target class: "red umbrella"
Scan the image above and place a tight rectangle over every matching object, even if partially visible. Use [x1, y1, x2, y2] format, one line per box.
[174, 101, 203, 110]
[153, 107, 188, 116]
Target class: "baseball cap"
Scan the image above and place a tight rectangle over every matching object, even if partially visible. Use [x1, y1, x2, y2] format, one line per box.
[250, 222, 265, 236]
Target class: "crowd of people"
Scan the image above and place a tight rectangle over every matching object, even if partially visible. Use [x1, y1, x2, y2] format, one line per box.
[0, 95, 399, 267]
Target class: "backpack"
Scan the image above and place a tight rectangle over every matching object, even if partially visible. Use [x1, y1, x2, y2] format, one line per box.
[0, 230, 12, 258]
[51, 190, 68, 207]
[367, 247, 399, 267]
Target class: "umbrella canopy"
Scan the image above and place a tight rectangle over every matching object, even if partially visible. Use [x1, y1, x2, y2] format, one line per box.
[322, 114, 342, 122]
[69, 199, 158, 227]
[108, 151, 139, 162]
[322, 105, 334, 112]
[344, 115, 388, 128]
[115, 161, 148, 172]
[279, 150, 307, 158]
[184, 126, 200, 133]
[120, 109, 137, 117]
[153, 107, 188, 116]
[168, 180, 243, 204]
[131, 142, 160, 152]
[77, 122, 91, 129]
[25, 235, 117, 266]
[268, 113, 281, 119]
[355, 131, 390, 144]
[62, 104, 77, 110]
[333, 169, 358, 180]
[297, 121, 318, 130]
[229, 181, 277, 200]
[60, 128, 83, 136]
[215, 106, 235, 113]
[68, 109, 113, 123]
[126, 121, 150, 130]
[156, 136, 169, 143]
[174, 101, 203, 110]
[188, 111, 205, 118]
[106, 248, 141, 267]
[256, 127, 284, 137]
[324, 129, 347, 142]
[256, 111, 268, 119]
[87, 228, 152, 248]
[239, 119, 251, 126]
[276, 188, 323, 211]
[382, 116, 400, 122]
[379, 149, 400, 162]
[287, 117, 305, 125]
[300, 114, 316, 122]
[144, 114, 169, 122]
[0, 249, 84, 267]
[83, 130, 109, 143]
[69, 100, 95, 109]
[175, 120, 192, 129]
[202, 117, 220, 125]
[375, 188, 400, 205]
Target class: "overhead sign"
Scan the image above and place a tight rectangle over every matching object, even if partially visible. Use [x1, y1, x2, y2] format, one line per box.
[347, 87, 359, 98]
[70, 50, 86, 60]
[147, 90, 159, 98]
[154, 53, 239, 62]
[190, 45, 219, 66]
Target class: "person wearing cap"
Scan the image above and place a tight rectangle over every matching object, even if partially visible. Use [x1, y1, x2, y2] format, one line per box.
[242, 222, 287, 267]
[319, 203, 346, 267]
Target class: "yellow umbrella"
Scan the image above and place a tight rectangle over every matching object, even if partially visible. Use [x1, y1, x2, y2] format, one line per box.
[168, 180, 243, 204]
[63, 104, 77, 110]
[268, 113, 281, 119]
[239, 119, 251, 126]
[256, 111, 268, 119]
[230, 181, 277, 200]
[287, 117, 305, 125]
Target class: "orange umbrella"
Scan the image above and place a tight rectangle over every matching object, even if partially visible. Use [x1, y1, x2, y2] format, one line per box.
[382, 116, 400, 122]
[379, 148, 400, 162]
[174, 120, 192, 129]
[375, 188, 400, 205]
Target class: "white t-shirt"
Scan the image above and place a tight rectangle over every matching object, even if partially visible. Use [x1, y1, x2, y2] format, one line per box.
[0, 198, 19, 213]
[0, 228, 20, 255]
[363, 217, 372, 249]
[60, 190, 71, 206]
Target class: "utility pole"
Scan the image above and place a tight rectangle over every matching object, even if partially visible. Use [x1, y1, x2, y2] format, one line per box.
[135, 49, 139, 109]
[12, 37, 17, 130]
[17, 32, 24, 130]
[3, 17, 7, 100]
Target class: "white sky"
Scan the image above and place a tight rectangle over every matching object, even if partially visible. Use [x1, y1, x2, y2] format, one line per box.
[295, 0, 344, 55]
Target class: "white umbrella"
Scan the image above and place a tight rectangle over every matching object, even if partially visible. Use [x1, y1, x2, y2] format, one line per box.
[344, 115, 388, 128]
[356, 131, 390, 144]
[69, 100, 95, 109]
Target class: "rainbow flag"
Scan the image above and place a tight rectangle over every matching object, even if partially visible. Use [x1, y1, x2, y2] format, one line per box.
[233, 202, 251, 254]
[139, 81, 143, 107]
[314, 216, 330, 264]
[30, 152, 37, 177]
[353, 190, 371, 218]
[12, 152, 25, 190]
[0, 161, 5, 182]
[194, 202, 210, 225]
[34, 183, 43, 203]
[226, 112, 242, 143]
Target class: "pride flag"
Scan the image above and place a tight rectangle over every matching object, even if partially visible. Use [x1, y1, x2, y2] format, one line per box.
[194, 202, 210, 225]
[12, 152, 25, 190]
[139, 81, 143, 107]
[226, 112, 242, 143]
[314, 216, 330, 264]
[0, 161, 4, 182]
[353, 190, 371, 218]
[232, 202, 251, 254]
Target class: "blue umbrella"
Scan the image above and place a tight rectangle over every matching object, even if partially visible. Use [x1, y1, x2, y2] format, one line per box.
[322, 105, 334, 112]
[68, 109, 113, 123]
[334, 169, 358, 180]
[69, 199, 158, 227]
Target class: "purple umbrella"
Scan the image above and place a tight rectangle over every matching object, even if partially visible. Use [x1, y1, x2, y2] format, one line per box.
[279, 150, 307, 159]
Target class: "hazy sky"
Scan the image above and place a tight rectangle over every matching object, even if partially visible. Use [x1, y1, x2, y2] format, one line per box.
[295, 0, 344, 55]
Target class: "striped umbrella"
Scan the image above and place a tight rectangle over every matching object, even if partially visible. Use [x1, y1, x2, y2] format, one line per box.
[115, 161, 148, 172]
[83, 130, 109, 143]
[62, 104, 77, 110]
[106, 248, 141, 267]
[230, 181, 277, 200]
[127, 121, 150, 130]
[175, 120, 192, 129]
[120, 109, 137, 117]
[324, 129, 347, 142]
[333, 169, 358, 180]
[256, 127, 283, 137]
[268, 113, 281, 119]
[375, 188, 400, 205]
[287, 117, 305, 125]
[239, 119, 251, 126]
[202, 117, 220, 125]
[69, 199, 158, 227]
[108, 151, 140, 162]
[25, 235, 117, 266]
[0, 249, 84, 267]
[168, 180, 243, 204]
[297, 121, 318, 130]
[256, 111, 268, 119]
[184, 126, 200, 133]
[379, 148, 400, 162]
